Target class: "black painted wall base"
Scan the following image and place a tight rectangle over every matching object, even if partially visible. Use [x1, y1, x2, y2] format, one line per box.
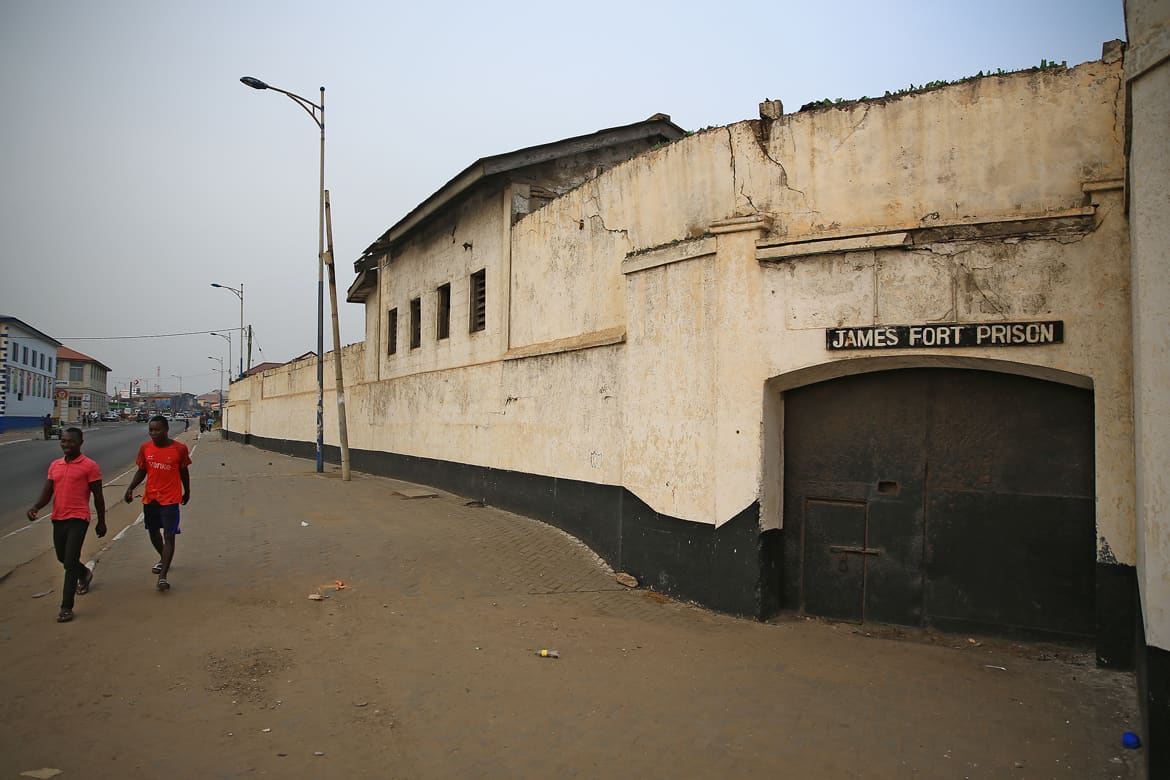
[1145, 645, 1170, 777]
[1096, 562, 1137, 669]
[1135, 613, 1170, 779]
[229, 432, 780, 619]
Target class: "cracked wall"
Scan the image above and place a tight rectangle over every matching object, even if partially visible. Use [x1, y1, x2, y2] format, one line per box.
[756, 58, 1126, 239]
[509, 134, 735, 349]
[763, 192, 1135, 563]
[226, 51, 1131, 560]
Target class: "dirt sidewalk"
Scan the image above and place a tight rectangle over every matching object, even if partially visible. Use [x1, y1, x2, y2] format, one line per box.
[0, 436, 1144, 779]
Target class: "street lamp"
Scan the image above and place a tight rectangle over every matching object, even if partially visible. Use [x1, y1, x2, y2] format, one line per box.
[170, 374, 185, 414]
[211, 283, 245, 379]
[208, 356, 224, 425]
[240, 75, 327, 474]
[210, 333, 232, 391]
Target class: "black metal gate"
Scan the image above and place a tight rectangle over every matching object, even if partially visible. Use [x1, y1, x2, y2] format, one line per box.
[782, 367, 1096, 637]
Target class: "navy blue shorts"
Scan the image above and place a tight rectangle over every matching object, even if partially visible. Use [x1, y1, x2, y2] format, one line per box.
[143, 502, 181, 535]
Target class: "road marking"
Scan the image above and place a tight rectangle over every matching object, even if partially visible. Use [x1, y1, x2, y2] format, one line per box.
[5, 446, 181, 545]
[105, 466, 137, 487]
[4, 467, 142, 542]
[113, 513, 145, 541]
[3, 517, 44, 539]
[0, 438, 32, 447]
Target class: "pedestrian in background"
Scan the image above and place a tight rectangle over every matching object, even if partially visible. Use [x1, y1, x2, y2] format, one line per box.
[26, 427, 107, 623]
[42, 413, 52, 440]
[124, 415, 191, 592]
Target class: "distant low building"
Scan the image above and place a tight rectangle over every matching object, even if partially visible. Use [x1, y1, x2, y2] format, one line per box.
[56, 346, 111, 425]
[0, 316, 61, 432]
[195, 391, 222, 410]
[134, 391, 195, 415]
[242, 361, 283, 377]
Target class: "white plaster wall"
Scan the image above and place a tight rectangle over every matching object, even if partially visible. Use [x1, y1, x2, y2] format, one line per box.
[758, 194, 1134, 562]
[614, 58, 1130, 541]
[233, 333, 625, 486]
[236, 179, 627, 484]
[229, 54, 1132, 568]
[759, 60, 1125, 236]
[622, 250, 719, 521]
[363, 295, 380, 382]
[1127, 0, 1170, 648]
[246, 356, 323, 443]
[510, 136, 735, 348]
[378, 186, 505, 380]
[711, 228, 772, 525]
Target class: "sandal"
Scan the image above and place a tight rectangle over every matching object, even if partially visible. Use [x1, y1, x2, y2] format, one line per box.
[76, 567, 93, 595]
[156, 577, 170, 592]
[151, 561, 163, 574]
[57, 609, 74, 623]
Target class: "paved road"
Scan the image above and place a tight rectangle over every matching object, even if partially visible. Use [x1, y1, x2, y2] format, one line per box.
[0, 435, 1146, 779]
[0, 422, 150, 537]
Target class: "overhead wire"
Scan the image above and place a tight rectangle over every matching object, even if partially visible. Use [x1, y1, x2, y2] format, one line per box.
[58, 327, 242, 340]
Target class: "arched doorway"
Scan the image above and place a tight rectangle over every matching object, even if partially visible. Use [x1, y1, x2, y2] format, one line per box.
[782, 367, 1095, 637]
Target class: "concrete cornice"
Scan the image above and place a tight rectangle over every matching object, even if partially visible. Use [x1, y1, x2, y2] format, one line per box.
[622, 237, 716, 275]
[708, 215, 774, 235]
[503, 326, 625, 361]
[1125, 22, 1170, 82]
[756, 206, 1097, 262]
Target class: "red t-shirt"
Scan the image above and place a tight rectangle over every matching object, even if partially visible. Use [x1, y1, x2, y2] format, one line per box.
[135, 440, 191, 505]
[47, 455, 102, 521]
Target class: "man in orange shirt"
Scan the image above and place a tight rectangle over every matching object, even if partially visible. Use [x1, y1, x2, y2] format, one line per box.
[27, 427, 107, 623]
[124, 416, 191, 591]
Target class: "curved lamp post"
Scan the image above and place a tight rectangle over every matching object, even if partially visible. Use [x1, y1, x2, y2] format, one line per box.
[210, 332, 233, 393]
[240, 75, 348, 480]
[208, 356, 224, 423]
[170, 374, 185, 412]
[210, 283, 244, 379]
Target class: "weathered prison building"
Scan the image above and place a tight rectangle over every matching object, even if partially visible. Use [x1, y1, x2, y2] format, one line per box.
[224, 39, 1169, 770]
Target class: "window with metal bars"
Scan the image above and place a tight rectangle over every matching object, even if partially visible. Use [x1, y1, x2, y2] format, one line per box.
[469, 269, 486, 332]
[436, 283, 451, 340]
[387, 308, 398, 355]
[409, 298, 421, 349]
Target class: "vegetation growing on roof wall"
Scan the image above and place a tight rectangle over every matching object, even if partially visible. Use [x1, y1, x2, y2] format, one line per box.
[798, 58, 1069, 112]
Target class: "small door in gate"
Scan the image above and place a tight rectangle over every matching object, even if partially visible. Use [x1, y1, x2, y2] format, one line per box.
[802, 498, 867, 622]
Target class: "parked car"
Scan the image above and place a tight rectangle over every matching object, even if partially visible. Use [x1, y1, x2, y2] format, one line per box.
[101, 411, 119, 422]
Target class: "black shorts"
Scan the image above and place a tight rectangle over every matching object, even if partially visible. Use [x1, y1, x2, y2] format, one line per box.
[143, 502, 181, 535]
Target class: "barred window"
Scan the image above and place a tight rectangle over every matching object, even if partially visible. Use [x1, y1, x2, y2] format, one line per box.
[436, 283, 451, 340]
[387, 308, 398, 355]
[410, 298, 422, 349]
[469, 269, 486, 333]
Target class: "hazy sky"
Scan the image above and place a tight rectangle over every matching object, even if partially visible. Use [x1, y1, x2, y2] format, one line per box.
[0, 0, 1125, 396]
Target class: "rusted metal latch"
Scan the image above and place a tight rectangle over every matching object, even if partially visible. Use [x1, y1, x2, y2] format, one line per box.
[830, 546, 882, 556]
[831, 545, 881, 572]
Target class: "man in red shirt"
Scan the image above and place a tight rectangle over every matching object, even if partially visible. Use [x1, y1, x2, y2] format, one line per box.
[124, 415, 191, 591]
[27, 427, 107, 623]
